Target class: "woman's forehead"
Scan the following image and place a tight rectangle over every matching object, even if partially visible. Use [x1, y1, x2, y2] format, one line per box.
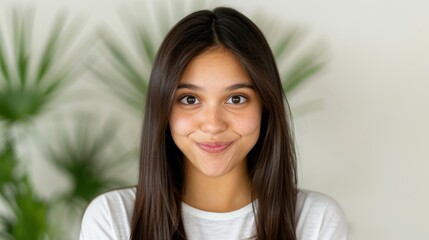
[179, 48, 252, 86]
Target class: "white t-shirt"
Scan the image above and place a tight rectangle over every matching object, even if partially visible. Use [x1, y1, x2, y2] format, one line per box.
[79, 188, 348, 240]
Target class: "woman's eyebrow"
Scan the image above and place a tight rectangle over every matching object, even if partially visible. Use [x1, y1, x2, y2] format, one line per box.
[177, 82, 254, 91]
[225, 83, 255, 91]
[177, 83, 202, 90]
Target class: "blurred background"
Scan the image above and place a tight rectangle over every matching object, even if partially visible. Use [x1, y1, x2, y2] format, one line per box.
[0, 0, 428, 239]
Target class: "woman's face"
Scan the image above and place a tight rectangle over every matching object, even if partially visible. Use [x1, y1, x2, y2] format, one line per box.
[169, 48, 262, 178]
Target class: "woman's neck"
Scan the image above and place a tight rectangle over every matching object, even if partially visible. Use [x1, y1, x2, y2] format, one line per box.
[182, 163, 252, 212]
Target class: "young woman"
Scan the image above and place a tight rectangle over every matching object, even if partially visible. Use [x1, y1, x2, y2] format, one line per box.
[80, 7, 348, 240]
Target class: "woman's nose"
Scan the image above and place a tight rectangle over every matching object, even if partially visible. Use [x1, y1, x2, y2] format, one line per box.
[200, 105, 227, 134]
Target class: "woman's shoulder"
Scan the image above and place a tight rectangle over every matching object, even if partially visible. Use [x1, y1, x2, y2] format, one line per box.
[94, 186, 136, 204]
[297, 189, 343, 210]
[296, 189, 348, 240]
[83, 187, 136, 218]
[79, 187, 136, 240]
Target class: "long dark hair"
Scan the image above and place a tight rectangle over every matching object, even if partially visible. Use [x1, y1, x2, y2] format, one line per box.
[131, 7, 297, 240]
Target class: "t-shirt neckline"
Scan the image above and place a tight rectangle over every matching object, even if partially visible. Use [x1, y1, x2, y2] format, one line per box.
[181, 201, 256, 221]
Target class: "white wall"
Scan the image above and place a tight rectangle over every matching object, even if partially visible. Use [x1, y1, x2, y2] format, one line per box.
[1, 0, 428, 239]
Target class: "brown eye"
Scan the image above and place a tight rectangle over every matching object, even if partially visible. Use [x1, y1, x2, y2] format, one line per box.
[226, 95, 247, 104]
[231, 96, 240, 104]
[179, 95, 200, 105]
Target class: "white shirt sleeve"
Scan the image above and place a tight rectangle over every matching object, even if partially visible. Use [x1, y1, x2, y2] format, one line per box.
[79, 194, 115, 240]
[296, 190, 348, 240]
[79, 188, 135, 240]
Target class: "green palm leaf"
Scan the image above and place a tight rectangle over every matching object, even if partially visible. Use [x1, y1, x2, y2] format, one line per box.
[0, 178, 55, 240]
[44, 113, 135, 204]
[0, 7, 90, 124]
[0, 139, 18, 188]
[281, 49, 325, 94]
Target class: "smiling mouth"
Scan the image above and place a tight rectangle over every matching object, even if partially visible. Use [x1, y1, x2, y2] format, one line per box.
[197, 142, 232, 153]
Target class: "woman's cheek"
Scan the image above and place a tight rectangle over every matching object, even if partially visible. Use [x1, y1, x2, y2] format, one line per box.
[235, 113, 261, 136]
[170, 114, 195, 136]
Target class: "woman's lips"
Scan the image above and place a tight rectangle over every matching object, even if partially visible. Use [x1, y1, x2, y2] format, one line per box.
[197, 142, 232, 153]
